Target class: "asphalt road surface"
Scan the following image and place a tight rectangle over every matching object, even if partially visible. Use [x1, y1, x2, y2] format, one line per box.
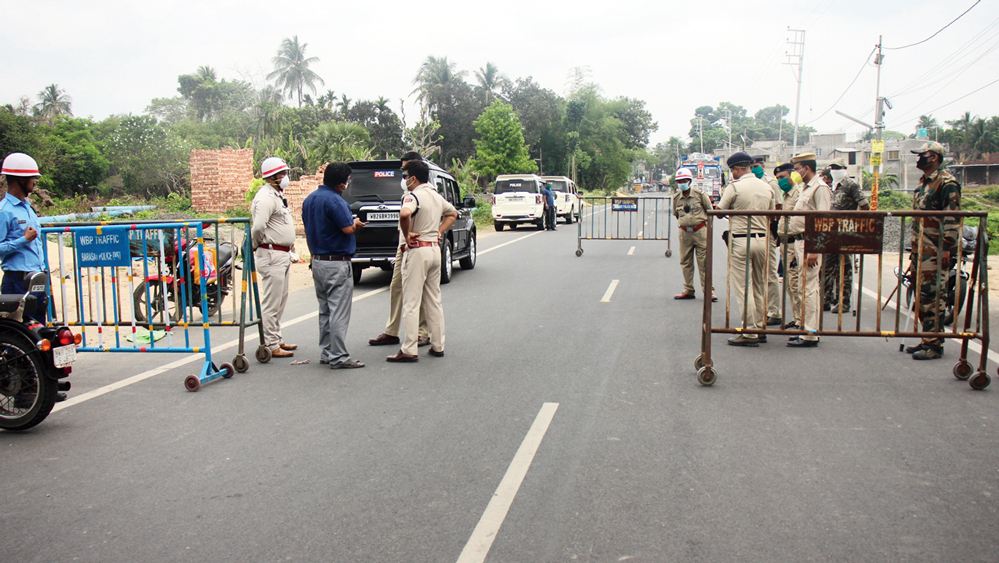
[3, 208, 998, 563]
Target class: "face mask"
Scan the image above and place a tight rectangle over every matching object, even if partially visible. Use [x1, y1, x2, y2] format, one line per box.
[752, 167, 764, 179]
[279, 175, 290, 189]
[830, 169, 847, 185]
[777, 177, 791, 193]
[790, 171, 803, 185]
[916, 155, 932, 170]
[678, 181, 690, 191]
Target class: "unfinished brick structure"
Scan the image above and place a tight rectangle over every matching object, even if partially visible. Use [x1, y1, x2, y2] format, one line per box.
[190, 149, 324, 235]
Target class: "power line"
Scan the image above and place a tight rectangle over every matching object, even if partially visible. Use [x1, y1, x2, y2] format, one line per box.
[897, 77, 999, 125]
[884, 0, 981, 50]
[803, 46, 876, 125]
[888, 16, 999, 98]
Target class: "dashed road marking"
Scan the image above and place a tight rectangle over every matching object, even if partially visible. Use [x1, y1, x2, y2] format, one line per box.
[627, 246, 636, 256]
[601, 280, 620, 302]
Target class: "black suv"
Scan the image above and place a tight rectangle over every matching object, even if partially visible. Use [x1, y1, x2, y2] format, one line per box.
[346, 159, 477, 284]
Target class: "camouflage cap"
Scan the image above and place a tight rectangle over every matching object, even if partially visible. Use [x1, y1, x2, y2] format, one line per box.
[790, 152, 817, 163]
[830, 158, 847, 168]
[911, 141, 946, 157]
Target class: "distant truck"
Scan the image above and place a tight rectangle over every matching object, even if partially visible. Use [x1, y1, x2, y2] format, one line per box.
[679, 153, 725, 202]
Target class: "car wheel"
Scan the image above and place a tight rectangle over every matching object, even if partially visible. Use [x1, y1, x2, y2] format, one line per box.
[494, 222, 504, 232]
[565, 209, 574, 224]
[352, 264, 363, 285]
[440, 240, 453, 284]
[536, 219, 544, 231]
[459, 231, 476, 270]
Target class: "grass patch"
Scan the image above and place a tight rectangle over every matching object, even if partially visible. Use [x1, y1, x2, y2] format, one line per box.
[472, 200, 492, 229]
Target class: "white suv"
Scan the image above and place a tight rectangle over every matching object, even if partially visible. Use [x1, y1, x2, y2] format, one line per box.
[491, 174, 545, 231]
[542, 175, 579, 224]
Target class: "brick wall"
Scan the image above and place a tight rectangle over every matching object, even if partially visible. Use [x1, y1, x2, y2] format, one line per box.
[190, 150, 325, 236]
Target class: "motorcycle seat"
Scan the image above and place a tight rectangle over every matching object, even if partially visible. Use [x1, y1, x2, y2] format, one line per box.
[0, 294, 38, 315]
[216, 243, 235, 267]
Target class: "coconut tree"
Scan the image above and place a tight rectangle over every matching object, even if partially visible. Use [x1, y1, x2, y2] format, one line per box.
[267, 36, 325, 107]
[474, 62, 508, 103]
[412, 56, 467, 109]
[307, 122, 372, 168]
[34, 84, 73, 124]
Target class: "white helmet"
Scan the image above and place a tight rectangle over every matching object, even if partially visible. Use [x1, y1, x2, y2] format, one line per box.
[260, 156, 289, 178]
[2, 153, 40, 177]
[675, 168, 693, 182]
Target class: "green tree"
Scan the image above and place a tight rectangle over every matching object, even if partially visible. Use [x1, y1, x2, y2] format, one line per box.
[40, 117, 110, 196]
[267, 36, 325, 107]
[412, 56, 467, 110]
[468, 100, 537, 180]
[307, 122, 372, 169]
[0, 108, 43, 162]
[475, 62, 508, 104]
[34, 84, 73, 125]
[104, 115, 189, 196]
[342, 99, 404, 159]
[503, 77, 567, 176]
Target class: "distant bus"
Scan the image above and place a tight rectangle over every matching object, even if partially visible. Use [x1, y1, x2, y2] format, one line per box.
[679, 153, 725, 202]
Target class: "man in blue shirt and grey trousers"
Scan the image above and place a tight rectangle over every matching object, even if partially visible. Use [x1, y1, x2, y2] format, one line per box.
[302, 162, 367, 369]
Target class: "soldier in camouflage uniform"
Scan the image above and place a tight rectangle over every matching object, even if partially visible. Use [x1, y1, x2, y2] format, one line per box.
[822, 158, 870, 313]
[907, 142, 961, 361]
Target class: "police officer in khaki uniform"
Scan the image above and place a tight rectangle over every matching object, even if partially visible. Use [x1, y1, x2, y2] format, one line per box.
[787, 153, 833, 348]
[672, 168, 716, 302]
[386, 160, 457, 362]
[718, 152, 775, 347]
[251, 156, 298, 357]
[774, 163, 803, 329]
[751, 156, 784, 327]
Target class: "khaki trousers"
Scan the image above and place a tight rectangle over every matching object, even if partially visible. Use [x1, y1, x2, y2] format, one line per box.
[729, 236, 767, 333]
[766, 241, 780, 318]
[255, 247, 291, 350]
[781, 243, 802, 325]
[385, 245, 429, 338]
[794, 240, 823, 341]
[678, 227, 708, 295]
[400, 246, 444, 355]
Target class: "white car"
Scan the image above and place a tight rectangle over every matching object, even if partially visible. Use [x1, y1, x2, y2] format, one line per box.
[542, 175, 580, 224]
[491, 174, 545, 231]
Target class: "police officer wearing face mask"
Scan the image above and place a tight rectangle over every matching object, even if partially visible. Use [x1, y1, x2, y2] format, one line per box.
[251, 156, 299, 358]
[823, 158, 870, 314]
[774, 163, 803, 329]
[672, 168, 716, 302]
[752, 156, 784, 327]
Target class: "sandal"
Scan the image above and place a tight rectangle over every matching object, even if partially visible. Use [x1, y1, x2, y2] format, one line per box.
[330, 360, 365, 369]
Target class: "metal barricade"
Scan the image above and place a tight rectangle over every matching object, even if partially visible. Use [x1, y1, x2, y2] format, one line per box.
[39, 219, 265, 391]
[575, 195, 673, 257]
[695, 209, 991, 390]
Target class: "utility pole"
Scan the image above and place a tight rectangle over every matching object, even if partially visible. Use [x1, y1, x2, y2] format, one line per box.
[698, 117, 704, 153]
[871, 37, 887, 209]
[725, 108, 732, 159]
[785, 29, 805, 157]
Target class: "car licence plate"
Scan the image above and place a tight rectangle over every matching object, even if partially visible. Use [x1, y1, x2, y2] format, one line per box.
[367, 212, 399, 221]
[53, 344, 75, 368]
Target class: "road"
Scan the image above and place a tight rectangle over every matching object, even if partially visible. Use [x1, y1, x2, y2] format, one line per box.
[2, 210, 998, 563]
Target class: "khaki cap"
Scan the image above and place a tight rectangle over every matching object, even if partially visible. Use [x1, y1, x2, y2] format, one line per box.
[911, 141, 946, 157]
[790, 152, 817, 163]
[830, 158, 847, 168]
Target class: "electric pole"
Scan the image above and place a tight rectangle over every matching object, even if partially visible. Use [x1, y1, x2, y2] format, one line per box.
[785, 29, 805, 157]
[725, 108, 732, 158]
[871, 36, 887, 209]
[698, 117, 704, 153]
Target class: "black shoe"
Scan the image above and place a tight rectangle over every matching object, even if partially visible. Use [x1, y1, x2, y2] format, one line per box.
[766, 316, 782, 326]
[785, 321, 800, 329]
[787, 337, 818, 348]
[904, 344, 926, 354]
[912, 348, 943, 360]
[428, 348, 444, 357]
[823, 304, 831, 312]
[727, 336, 759, 347]
[758, 335, 768, 343]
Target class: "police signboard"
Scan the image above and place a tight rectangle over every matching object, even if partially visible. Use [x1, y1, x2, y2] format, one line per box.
[805, 213, 884, 254]
[612, 198, 638, 212]
[75, 226, 131, 268]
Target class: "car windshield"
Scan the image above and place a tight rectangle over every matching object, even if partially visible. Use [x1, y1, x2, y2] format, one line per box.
[547, 180, 568, 192]
[343, 169, 406, 205]
[495, 179, 537, 194]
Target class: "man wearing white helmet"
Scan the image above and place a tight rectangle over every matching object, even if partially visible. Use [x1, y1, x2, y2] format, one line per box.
[672, 168, 716, 302]
[1, 152, 65, 400]
[251, 156, 298, 358]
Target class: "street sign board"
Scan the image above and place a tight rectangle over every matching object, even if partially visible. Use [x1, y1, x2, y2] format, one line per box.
[75, 226, 131, 268]
[611, 198, 638, 212]
[805, 213, 884, 254]
[872, 140, 885, 153]
[870, 154, 883, 166]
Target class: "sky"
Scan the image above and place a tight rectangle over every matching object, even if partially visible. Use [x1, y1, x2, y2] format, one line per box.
[7, 0, 999, 149]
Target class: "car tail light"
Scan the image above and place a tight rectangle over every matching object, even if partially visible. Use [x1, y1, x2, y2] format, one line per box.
[56, 328, 74, 346]
[536, 195, 542, 205]
[491, 195, 495, 205]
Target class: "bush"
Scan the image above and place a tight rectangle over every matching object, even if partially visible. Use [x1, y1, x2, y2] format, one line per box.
[875, 189, 910, 211]
[472, 200, 492, 228]
[980, 186, 999, 203]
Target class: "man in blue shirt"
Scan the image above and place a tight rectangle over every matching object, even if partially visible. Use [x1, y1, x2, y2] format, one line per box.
[301, 162, 366, 369]
[542, 182, 557, 230]
[0, 153, 47, 324]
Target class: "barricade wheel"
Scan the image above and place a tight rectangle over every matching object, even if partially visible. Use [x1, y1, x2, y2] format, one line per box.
[184, 375, 201, 392]
[697, 366, 716, 386]
[220, 362, 235, 379]
[256, 346, 272, 363]
[233, 355, 249, 373]
[953, 360, 973, 381]
[575, 249, 583, 257]
[694, 354, 704, 370]
[969, 371, 991, 391]
[665, 249, 672, 258]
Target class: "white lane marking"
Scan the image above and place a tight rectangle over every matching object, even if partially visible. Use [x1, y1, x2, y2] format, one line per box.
[601, 280, 620, 303]
[456, 402, 559, 563]
[479, 231, 543, 256]
[637, 231, 644, 238]
[861, 285, 999, 364]
[53, 286, 390, 412]
[627, 246, 636, 256]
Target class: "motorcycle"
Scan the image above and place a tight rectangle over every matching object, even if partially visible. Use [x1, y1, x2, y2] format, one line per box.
[0, 272, 79, 431]
[133, 236, 238, 323]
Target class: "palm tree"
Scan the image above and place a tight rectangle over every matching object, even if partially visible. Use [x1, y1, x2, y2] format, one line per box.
[965, 117, 998, 160]
[412, 56, 467, 109]
[316, 90, 336, 109]
[337, 94, 352, 115]
[197, 66, 217, 81]
[267, 36, 325, 107]
[375, 97, 391, 114]
[253, 86, 286, 138]
[34, 84, 72, 124]
[474, 62, 508, 103]
[307, 122, 371, 168]
[916, 114, 938, 138]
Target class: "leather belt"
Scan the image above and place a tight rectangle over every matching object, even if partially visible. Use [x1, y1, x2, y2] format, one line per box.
[731, 233, 767, 238]
[680, 221, 707, 233]
[782, 234, 803, 243]
[258, 244, 291, 252]
[312, 255, 351, 261]
[406, 241, 439, 251]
